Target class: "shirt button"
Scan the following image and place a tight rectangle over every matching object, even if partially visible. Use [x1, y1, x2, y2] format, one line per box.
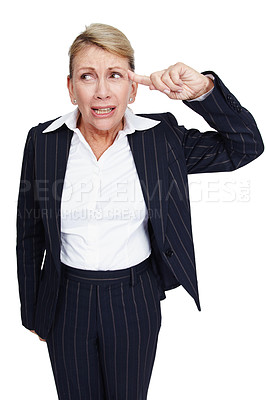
[165, 249, 174, 257]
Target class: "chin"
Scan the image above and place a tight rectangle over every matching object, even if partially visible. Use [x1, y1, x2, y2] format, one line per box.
[90, 117, 123, 132]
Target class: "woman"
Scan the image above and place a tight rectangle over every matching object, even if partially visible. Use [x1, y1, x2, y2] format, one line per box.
[17, 23, 264, 399]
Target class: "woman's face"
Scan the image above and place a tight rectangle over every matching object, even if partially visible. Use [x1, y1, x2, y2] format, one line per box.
[67, 45, 138, 135]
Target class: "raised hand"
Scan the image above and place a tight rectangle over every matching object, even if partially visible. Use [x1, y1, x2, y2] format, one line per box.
[128, 62, 214, 101]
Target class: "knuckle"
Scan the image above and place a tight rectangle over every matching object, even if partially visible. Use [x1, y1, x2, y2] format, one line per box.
[150, 72, 158, 80]
[174, 62, 184, 69]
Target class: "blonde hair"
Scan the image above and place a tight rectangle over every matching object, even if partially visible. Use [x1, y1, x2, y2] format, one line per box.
[68, 23, 135, 78]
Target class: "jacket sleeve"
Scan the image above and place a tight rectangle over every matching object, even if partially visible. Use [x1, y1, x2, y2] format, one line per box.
[16, 127, 46, 330]
[166, 71, 264, 174]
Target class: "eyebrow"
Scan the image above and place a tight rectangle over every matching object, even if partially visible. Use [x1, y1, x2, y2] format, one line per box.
[77, 66, 127, 72]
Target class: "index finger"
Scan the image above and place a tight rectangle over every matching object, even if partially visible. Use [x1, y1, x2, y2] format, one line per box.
[127, 70, 151, 86]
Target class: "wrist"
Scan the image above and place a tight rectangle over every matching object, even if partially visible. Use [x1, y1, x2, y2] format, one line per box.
[204, 76, 214, 93]
[193, 76, 214, 99]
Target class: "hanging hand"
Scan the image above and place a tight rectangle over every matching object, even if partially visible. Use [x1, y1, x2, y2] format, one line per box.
[31, 330, 46, 342]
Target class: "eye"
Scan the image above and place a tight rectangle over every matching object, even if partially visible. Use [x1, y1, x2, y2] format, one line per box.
[81, 73, 94, 81]
[110, 72, 122, 79]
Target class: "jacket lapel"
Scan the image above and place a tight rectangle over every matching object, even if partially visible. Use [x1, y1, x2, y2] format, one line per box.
[39, 125, 73, 273]
[53, 127, 73, 247]
[128, 126, 168, 251]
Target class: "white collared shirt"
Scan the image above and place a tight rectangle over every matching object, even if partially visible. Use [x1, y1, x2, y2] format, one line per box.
[43, 107, 161, 270]
[43, 79, 214, 271]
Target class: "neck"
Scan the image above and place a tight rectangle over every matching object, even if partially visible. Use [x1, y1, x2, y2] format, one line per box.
[77, 115, 124, 148]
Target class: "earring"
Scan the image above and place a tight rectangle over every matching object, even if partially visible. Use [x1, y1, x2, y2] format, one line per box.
[73, 99, 77, 104]
[129, 97, 133, 102]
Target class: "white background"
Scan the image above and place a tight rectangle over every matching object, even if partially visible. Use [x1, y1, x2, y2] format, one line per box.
[1, 0, 265, 398]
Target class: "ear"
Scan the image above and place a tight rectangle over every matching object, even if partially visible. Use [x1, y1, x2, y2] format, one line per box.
[129, 81, 138, 103]
[67, 75, 76, 105]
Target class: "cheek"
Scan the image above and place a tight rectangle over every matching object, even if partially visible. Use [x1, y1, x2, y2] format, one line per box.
[75, 86, 94, 102]
[117, 84, 131, 101]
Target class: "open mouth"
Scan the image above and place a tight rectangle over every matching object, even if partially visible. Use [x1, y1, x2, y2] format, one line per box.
[91, 107, 116, 115]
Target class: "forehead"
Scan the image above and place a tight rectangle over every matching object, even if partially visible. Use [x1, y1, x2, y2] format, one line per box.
[73, 45, 129, 71]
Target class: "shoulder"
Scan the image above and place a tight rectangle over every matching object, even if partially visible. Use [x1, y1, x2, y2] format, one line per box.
[136, 111, 174, 123]
[26, 116, 63, 142]
[34, 116, 62, 133]
[136, 111, 180, 130]
[39, 117, 61, 131]
[136, 111, 182, 141]
[134, 112, 185, 152]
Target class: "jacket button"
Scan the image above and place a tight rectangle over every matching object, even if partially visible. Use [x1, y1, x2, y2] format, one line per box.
[165, 249, 174, 257]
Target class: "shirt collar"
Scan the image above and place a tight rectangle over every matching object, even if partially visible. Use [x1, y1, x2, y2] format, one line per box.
[42, 107, 161, 134]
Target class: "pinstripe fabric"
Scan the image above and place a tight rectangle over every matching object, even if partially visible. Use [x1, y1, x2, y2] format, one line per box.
[17, 71, 264, 341]
[46, 258, 161, 400]
[17, 128, 45, 329]
[17, 121, 74, 338]
[128, 72, 264, 310]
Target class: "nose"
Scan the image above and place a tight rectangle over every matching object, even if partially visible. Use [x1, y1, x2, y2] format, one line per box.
[94, 77, 111, 100]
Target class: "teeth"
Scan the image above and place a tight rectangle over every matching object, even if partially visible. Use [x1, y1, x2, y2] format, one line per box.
[94, 108, 113, 114]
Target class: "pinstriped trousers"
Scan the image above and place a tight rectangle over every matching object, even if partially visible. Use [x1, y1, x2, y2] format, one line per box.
[46, 257, 162, 400]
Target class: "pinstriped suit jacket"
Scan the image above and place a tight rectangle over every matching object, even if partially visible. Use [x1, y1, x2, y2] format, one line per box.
[17, 72, 264, 339]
